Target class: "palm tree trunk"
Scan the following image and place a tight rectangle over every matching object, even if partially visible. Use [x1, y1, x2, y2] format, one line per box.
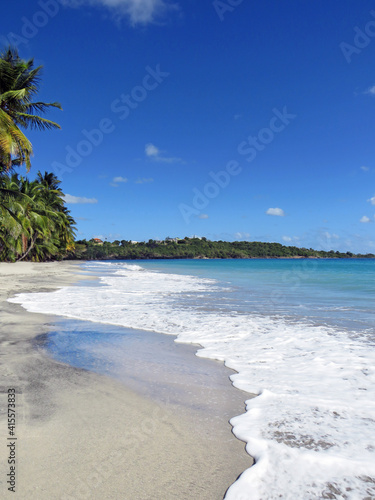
[21, 233, 27, 253]
[16, 233, 38, 262]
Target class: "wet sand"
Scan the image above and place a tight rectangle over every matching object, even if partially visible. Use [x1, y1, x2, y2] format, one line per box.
[0, 262, 253, 499]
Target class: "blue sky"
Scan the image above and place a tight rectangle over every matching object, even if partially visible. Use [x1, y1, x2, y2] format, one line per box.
[2, 0, 375, 252]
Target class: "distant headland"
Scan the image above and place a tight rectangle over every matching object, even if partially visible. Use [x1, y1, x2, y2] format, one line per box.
[71, 237, 375, 261]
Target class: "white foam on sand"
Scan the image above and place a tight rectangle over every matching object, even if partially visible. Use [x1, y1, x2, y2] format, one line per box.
[9, 262, 375, 499]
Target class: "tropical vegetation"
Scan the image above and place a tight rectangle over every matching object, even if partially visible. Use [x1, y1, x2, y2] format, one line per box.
[0, 172, 75, 261]
[0, 46, 76, 262]
[72, 238, 375, 260]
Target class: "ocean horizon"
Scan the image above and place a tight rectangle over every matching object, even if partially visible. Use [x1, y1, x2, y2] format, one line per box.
[10, 258, 375, 499]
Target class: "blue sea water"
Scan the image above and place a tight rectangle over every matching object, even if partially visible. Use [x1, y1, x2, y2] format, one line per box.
[9, 258, 375, 500]
[117, 258, 375, 334]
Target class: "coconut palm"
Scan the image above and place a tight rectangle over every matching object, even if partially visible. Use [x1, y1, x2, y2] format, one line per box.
[0, 174, 28, 260]
[0, 46, 62, 171]
[0, 172, 76, 262]
[0, 49, 76, 262]
[15, 173, 75, 262]
[33, 171, 76, 259]
[0, 110, 33, 172]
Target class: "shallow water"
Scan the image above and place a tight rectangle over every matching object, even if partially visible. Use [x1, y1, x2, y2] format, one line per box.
[34, 318, 250, 416]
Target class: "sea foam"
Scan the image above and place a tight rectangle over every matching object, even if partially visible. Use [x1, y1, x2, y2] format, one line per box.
[9, 261, 375, 499]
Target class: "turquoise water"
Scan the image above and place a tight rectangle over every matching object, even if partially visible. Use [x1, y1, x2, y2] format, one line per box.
[105, 258, 375, 335]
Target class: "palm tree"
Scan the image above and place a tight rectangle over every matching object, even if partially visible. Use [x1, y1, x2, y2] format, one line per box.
[0, 172, 76, 262]
[34, 171, 76, 259]
[0, 109, 33, 172]
[0, 174, 28, 260]
[14, 173, 75, 262]
[0, 46, 62, 172]
[0, 49, 76, 262]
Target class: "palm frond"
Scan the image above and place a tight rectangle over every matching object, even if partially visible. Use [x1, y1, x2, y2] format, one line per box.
[12, 113, 61, 131]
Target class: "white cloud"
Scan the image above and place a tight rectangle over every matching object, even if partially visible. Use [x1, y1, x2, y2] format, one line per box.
[323, 231, 339, 239]
[61, 0, 176, 26]
[368, 196, 375, 205]
[361, 166, 370, 172]
[198, 214, 209, 219]
[145, 143, 183, 163]
[266, 207, 285, 217]
[145, 143, 160, 157]
[135, 177, 154, 184]
[313, 229, 375, 254]
[360, 216, 371, 223]
[364, 85, 375, 96]
[282, 235, 300, 243]
[110, 176, 128, 187]
[64, 194, 98, 204]
[234, 232, 250, 240]
[321, 231, 340, 241]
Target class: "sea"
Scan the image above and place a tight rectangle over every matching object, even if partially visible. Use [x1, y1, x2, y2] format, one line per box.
[9, 258, 375, 500]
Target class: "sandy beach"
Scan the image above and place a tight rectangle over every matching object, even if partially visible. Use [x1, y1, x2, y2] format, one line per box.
[0, 261, 252, 499]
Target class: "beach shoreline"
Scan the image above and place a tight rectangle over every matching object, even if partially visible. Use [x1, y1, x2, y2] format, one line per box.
[0, 261, 253, 499]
